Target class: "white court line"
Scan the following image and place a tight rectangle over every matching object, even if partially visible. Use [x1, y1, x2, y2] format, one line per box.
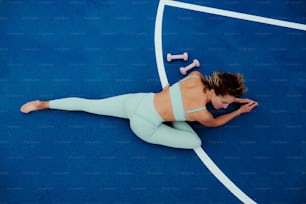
[154, 0, 306, 203]
[194, 147, 257, 204]
[165, 0, 306, 31]
[154, 0, 169, 88]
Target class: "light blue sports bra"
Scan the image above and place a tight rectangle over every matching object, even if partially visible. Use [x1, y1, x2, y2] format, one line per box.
[169, 75, 207, 121]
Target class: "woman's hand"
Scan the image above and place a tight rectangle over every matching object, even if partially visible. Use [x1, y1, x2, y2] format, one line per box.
[238, 101, 258, 114]
[235, 98, 256, 104]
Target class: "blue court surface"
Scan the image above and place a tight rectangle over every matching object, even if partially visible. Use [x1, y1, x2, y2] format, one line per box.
[1, 0, 306, 203]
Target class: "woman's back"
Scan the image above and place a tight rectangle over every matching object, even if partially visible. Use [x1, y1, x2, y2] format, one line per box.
[154, 71, 208, 122]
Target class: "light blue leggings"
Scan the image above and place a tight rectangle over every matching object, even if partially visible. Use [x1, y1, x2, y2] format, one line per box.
[49, 93, 201, 149]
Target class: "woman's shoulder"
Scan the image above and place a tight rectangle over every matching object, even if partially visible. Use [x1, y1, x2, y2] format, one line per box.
[187, 71, 203, 78]
[181, 71, 204, 86]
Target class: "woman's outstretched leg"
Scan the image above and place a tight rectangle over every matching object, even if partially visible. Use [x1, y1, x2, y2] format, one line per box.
[48, 96, 132, 118]
[20, 94, 145, 119]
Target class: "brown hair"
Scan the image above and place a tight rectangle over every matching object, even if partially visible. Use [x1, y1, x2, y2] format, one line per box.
[203, 72, 247, 97]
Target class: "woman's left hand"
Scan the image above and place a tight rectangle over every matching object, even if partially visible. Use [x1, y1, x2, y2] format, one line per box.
[238, 101, 258, 114]
[235, 98, 257, 104]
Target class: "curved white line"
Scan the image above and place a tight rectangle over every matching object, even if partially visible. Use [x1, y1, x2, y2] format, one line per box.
[154, 0, 257, 203]
[194, 147, 257, 204]
[154, 0, 169, 88]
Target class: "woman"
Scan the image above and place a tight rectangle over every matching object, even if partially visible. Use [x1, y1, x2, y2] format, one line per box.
[20, 71, 258, 149]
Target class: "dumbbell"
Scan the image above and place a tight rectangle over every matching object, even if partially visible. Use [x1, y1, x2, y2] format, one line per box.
[167, 52, 188, 62]
[180, 59, 200, 75]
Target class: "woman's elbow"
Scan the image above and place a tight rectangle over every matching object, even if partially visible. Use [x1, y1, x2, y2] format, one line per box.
[200, 120, 219, 128]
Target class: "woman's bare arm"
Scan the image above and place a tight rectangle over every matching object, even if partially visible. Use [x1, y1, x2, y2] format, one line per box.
[199, 102, 258, 127]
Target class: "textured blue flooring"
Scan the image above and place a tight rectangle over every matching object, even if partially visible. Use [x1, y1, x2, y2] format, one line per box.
[0, 0, 306, 203]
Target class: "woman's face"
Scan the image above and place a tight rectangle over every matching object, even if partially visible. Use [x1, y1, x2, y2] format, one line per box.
[211, 93, 236, 109]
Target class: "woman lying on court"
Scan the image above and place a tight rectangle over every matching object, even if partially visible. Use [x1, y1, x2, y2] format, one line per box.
[20, 71, 258, 149]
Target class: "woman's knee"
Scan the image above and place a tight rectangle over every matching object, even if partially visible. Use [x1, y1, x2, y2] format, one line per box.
[191, 136, 202, 148]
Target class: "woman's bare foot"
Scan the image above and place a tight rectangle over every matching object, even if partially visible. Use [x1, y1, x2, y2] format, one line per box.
[20, 100, 46, 114]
